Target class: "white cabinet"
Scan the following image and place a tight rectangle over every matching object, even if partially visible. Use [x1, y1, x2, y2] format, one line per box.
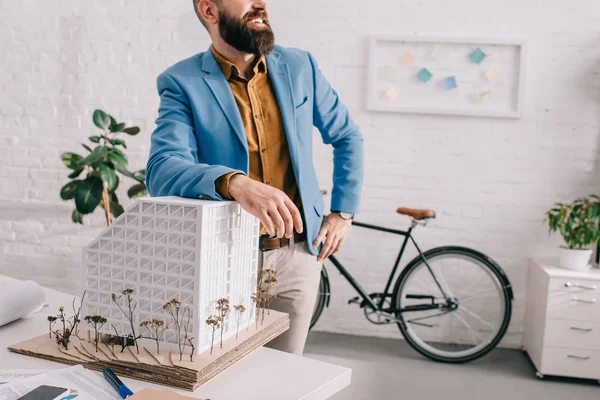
[523, 259, 600, 382]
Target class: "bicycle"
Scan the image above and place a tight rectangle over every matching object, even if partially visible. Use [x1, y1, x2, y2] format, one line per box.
[310, 206, 513, 363]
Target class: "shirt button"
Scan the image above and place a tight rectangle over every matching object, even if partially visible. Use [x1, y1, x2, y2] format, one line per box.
[255, 113, 260, 119]
[261, 148, 267, 153]
[249, 83, 253, 88]
[266, 181, 271, 185]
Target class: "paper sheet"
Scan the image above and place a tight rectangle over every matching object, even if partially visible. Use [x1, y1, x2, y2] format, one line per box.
[0, 370, 49, 384]
[7, 365, 121, 400]
[0, 280, 45, 327]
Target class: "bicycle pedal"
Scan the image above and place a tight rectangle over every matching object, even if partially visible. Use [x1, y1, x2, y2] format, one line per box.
[348, 296, 360, 305]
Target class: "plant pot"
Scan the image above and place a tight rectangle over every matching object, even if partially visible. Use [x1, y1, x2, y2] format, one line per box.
[557, 247, 593, 271]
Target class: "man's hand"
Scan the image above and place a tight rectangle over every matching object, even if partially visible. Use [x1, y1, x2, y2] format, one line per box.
[313, 213, 352, 261]
[229, 174, 303, 238]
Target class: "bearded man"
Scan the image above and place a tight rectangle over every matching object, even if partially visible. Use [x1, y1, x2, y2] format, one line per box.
[146, 0, 364, 355]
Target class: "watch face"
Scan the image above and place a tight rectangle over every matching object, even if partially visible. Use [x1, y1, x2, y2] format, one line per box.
[340, 212, 354, 220]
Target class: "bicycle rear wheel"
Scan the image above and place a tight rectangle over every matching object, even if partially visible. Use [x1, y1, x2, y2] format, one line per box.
[310, 266, 330, 330]
[394, 247, 512, 363]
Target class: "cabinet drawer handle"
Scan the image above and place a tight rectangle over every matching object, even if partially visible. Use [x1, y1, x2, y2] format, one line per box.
[572, 297, 596, 304]
[565, 282, 597, 290]
[570, 326, 593, 332]
[567, 354, 590, 360]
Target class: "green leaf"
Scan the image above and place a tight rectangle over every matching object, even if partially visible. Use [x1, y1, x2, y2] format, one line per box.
[133, 169, 146, 183]
[60, 180, 80, 200]
[77, 146, 108, 168]
[71, 209, 83, 224]
[93, 110, 111, 130]
[110, 123, 126, 133]
[89, 136, 101, 143]
[82, 143, 92, 153]
[109, 139, 126, 147]
[109, 116, 118, 130]
[110, 201, 124, 218]
[107, 148, 128, 174]
[122, 127, 140, 136]
[68, 169, 84, 179]
[61, 153, 83, 170]
[75, 176, 103, 214]
[98, 163, 118, 192]
[127, 183, 148, 199]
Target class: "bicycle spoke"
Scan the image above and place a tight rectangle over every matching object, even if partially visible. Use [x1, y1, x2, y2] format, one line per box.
[452, 310, 484, 344]
[458, 305, 495, 330]
[459, 289, 497, 304]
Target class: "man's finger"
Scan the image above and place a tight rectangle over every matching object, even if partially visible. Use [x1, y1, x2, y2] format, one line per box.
[325, 237, 340, 259]
[332, 237, 345, 255]
[284, 197, 303, 234]
[277, 202, 295, 238]
[313, 227, 327, 249]
[268, 207, 286, 238]
[260, 211, 275, 237]
[319, 233, 336, 261]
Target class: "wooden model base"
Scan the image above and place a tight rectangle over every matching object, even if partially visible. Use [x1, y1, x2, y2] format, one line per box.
[8, 309, 288, 391]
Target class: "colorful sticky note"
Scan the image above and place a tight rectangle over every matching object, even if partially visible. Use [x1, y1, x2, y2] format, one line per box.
[416, 68, 433, 83]
[384, 87, 400, 100]
[400, 52, 416, 65]
[431, 45, 447, 61]
[470, 48, 486, 64]
[442, 76, 457, 90]
[470, 90, 491, 104]
[485, 67, 500, 83]
[381, 66, 396, 81]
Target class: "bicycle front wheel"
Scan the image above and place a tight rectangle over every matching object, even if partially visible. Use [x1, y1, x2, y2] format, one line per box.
[394, 247, 512, 363]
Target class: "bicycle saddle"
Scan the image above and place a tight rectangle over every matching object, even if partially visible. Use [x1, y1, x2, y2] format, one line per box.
[396, 207, 436, 220]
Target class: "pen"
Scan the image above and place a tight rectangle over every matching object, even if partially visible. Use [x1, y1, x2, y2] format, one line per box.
[102, 367, 134, 399]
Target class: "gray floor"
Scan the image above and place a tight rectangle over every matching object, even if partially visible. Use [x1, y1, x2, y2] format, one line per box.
[304, 332, 599, 400]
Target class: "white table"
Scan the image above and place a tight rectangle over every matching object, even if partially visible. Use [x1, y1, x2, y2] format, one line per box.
[0, 276, 351, 399]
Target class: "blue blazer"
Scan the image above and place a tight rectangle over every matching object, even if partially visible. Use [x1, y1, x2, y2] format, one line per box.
[146, 45, 364, 255]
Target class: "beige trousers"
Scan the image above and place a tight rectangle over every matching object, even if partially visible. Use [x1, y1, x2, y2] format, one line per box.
[260, 237, 322, 355]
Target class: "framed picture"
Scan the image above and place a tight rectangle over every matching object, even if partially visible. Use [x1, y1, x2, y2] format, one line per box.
[366, 35, 527, 118]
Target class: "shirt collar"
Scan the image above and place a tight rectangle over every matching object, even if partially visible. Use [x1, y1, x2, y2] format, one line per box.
[211, 46, 267, 80]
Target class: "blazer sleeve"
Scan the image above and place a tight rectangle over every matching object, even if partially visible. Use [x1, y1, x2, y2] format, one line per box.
[146, 72, 240, 200]
[307, 52, 364, 214]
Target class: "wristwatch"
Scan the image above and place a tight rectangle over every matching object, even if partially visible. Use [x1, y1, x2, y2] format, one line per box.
[332, 211, 355, 220]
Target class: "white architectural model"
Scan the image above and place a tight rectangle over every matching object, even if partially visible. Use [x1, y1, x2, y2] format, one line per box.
[82, 196, 260, 354]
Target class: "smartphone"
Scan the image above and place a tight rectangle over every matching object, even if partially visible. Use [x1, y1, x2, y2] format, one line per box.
[17, 385, 69, 400]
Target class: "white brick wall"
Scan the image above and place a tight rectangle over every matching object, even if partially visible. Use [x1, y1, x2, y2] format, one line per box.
[1, 0, 599, 347]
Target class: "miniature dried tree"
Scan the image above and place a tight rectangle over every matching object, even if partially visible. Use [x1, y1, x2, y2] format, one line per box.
[233, 304, 246, 340]
[50, 291, 86, 350]
[249, 292, 261, 331]
[69, 293, 86, 339]
[47, 316, 57, 338]
[252, 268, 278, 325]
[108, 324, 136, 353]
[261, 269, 278, 317]
[84, 315, 107, 352]
[111, 288, 142, 354]
[183, 308, 195, 362]
[163, 298, 190, 361]
[205, 315, 222, 355]
[140, 319, 167, 354]
[215, 298, 230, 349]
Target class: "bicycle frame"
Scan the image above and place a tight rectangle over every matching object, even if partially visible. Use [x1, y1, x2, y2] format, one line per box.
[327, 219, 452, 314]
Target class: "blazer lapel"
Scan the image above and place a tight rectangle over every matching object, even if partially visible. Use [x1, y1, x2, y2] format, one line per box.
[266, 51, 300, 182]
[201, 49, 248, 154]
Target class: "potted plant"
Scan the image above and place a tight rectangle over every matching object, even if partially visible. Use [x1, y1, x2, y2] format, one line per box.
[59, 110, 148, 226]
[545, 195, 600, 270]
